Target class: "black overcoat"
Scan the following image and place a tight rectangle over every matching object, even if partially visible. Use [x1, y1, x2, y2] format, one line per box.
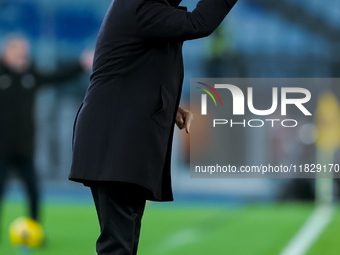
[69, 0, 237, 201]
[0, 61, 82, 159]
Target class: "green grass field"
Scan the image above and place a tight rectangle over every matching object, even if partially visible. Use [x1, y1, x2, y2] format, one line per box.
[0, 201, 339, 255]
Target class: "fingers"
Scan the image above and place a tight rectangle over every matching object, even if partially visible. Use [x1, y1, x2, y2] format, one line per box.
[175, 106, 193, 133]
[176, 117, 187, 130]
[175, 113, 185, 130]
[184, 112, 193, 134]
[178, 117, 184, 127]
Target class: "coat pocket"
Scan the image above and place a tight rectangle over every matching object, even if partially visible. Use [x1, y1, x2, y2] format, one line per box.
[151, 85, 174, 128]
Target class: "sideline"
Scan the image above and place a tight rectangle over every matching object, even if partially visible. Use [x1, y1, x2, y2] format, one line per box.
[279, 205, 334, 255]
[152, 228, 201, 254]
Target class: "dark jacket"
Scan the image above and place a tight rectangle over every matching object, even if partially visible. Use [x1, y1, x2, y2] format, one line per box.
[0, 61, 83, 159]
[69, 0, 237, 201]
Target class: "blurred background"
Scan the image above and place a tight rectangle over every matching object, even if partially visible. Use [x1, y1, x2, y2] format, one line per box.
[0, 0, 340, 254]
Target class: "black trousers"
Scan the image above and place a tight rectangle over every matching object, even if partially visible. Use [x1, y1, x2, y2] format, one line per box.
[90, 182, 147, 255]
[0, 155, 39, 221]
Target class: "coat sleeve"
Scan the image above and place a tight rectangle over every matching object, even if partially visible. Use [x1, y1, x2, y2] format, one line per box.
[35, 62, 83, 87]
[135, 0, 237, 42]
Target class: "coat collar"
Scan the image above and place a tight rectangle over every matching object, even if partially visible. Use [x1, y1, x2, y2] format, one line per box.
[167, 0, 182, 7]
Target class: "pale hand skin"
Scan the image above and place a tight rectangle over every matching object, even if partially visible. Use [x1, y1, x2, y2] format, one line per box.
[176, 105, 193, 134]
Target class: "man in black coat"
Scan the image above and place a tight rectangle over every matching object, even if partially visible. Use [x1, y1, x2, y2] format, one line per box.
[0, 35, 92, 226]
[69, 0, 237, 254]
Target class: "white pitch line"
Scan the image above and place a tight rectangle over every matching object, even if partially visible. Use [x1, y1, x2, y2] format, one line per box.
[153, 228, 201, 254]
[279, 205, 334, 255]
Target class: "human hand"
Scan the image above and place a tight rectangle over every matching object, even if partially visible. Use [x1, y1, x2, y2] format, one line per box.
[175, 105, 193, 134]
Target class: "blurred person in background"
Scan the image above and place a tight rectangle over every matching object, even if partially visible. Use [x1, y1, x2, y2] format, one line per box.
[0, 35, 93, 230]
[69, 0, 238, 254]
